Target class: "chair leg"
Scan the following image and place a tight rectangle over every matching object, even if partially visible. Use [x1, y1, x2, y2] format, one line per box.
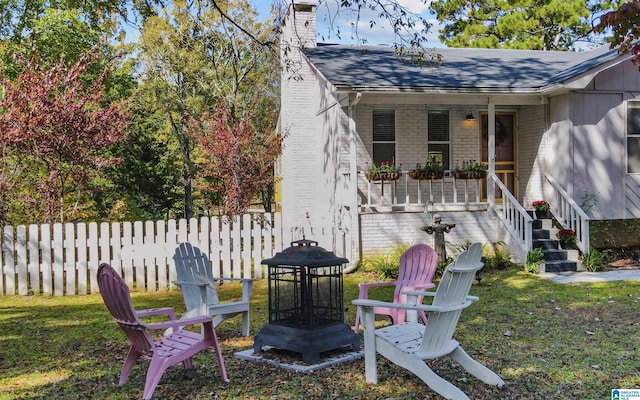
[119, 346, 141, 385]
[450, 346, 506, 387]
[379, 343, 470, 400]
[143, 358, 169, 400]
[210, 330, 229, 383]
[241, 311, 250, 337]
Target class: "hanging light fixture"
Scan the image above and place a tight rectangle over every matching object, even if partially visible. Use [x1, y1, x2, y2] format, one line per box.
[466, 112, 476, 121]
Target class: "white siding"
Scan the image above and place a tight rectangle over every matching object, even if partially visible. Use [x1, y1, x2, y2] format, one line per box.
[518, 104, 548, 206]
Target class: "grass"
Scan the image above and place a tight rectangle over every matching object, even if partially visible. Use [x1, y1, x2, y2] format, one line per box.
[1, 267, 640, 399]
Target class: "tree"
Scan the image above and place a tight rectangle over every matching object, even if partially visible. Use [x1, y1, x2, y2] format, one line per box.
[0, 47, 130, 223]
[595, 1, 640, 66]
[134, 0, 279, 218]
[430, 0, 621, 50]
[187, 102, 281, 216]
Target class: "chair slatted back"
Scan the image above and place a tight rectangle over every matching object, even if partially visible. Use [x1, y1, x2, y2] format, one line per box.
[173, 243, 220, 310]
[419, 242, 484, 356]
[394, 244, 438, 304]
[98, 263, 155, 358]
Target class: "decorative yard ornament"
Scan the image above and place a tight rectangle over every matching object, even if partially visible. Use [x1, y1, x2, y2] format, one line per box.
[420, 214, 456, 262]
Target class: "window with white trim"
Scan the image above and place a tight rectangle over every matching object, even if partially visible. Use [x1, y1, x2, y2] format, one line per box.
[372, 109, 396, 165]
[627, 101, 640, 173]
[427, 110, 450, 169]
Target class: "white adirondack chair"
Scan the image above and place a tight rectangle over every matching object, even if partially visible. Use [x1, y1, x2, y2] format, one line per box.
[173, 242, 253, 336]
[353, 242, 505, 400]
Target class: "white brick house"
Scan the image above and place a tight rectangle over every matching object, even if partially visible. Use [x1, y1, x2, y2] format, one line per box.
[278, 2, 640, 266]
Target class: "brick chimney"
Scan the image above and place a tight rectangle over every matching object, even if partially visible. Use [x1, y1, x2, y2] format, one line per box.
[282, 2, 317, 48]
[281, 2, 317, 71]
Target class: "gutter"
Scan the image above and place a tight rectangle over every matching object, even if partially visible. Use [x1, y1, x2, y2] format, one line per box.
[343, 92, 362, 275]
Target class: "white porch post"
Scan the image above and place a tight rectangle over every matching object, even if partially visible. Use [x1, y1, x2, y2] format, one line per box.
[488, 102, 496, 210]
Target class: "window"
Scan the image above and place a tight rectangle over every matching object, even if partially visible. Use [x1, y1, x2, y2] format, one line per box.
[373, 109, 396, 164]
[628, 102, 640, 173]
[427, 110, 450, 169]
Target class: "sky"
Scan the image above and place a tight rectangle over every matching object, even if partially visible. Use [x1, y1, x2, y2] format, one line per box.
[248, 0, 611, 51]
[250, 0, 445, 48]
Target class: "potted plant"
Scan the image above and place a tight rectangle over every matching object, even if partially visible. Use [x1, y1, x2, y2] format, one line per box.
[452, 160, 487, 179]
[532, 200, 551, 219]
[556, 229, 577, 249]
[408, 155, 445, 180]
[365, 160, 402, 182]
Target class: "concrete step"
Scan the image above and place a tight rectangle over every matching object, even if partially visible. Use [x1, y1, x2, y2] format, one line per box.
[543, 249, 569, 261]
[543, 260, 578, 273]
[530, 219, 581, 273]
[533, 230, 550, 240]
[533, 239, 559, 250]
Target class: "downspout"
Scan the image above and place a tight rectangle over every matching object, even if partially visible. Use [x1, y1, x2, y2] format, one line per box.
[343, 92, 362, 274]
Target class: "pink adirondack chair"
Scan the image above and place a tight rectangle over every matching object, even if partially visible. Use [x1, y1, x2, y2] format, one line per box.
[97, 263, 228, 400]
[354, 243, 438, 332]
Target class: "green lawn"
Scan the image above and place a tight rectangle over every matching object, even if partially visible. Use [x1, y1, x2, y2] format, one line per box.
[1, 268, 639, 399]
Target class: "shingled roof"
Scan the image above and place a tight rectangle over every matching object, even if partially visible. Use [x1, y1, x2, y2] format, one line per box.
[304, 44, 625, 93]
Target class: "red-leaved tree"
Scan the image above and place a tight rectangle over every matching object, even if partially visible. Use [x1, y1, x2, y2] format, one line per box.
[0, 47, 130, 223]
[595, 1, 640, 67]
[187, 102, 281, 216]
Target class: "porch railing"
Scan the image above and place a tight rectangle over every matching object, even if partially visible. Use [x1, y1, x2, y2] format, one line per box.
[359, 170, 487, 210]
[489, 173, 533, 252]
[545, 173, 590, 252]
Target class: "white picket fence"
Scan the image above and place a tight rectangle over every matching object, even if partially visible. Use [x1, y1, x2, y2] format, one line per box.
[1, 212, 283, 296]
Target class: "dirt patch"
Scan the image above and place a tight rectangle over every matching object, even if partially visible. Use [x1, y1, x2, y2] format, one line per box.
[605, 247, 640, 270]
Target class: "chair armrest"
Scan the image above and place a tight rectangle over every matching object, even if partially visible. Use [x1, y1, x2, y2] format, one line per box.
[145, 314, 213, 331]
[177, 278, 254, 302]
[173, 280, 208, 287]
[136, 307, 177, 320]
[353, 298, 473, 313]
[210, 277, 255, 284]
[359, 281, 395, 289]
[403, 290, 478, 303]
[401, 283, 436, 293]
[358, 281, 396, 299]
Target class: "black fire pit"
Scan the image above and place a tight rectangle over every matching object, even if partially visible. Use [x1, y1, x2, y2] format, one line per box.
[253, 238, 360, 363]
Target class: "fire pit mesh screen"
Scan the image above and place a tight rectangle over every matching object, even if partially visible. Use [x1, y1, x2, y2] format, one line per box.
[269, 264, 343, 328]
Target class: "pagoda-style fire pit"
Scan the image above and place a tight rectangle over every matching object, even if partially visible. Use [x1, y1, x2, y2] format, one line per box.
[254, 238, 360, 363]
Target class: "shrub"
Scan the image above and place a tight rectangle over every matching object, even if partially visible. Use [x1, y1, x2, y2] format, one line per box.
[524, 248, 545, 274]
[482, 241, 512, 270]
[360, 243, 411, 279]
[581, 247, 609, 272]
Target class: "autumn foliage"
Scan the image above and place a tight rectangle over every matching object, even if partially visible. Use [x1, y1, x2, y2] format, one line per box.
[0, 47, 130, 223]
[187, 102, 281, 216]
[595, 1, 640, 67]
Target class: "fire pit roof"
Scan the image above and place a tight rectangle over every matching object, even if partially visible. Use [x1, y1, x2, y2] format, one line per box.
[261, 238, 348, 267]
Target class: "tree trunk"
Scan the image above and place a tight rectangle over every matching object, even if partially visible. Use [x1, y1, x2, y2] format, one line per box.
[169, 114, 193, 219]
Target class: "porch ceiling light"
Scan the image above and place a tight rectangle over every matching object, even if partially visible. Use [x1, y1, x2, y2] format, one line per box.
[466, 112, 476, 121]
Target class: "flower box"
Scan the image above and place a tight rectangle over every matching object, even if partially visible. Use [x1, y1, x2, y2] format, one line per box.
[451, 160, 487, 180]
[452, 170, 486, 180]
[365, 171, 401, 182]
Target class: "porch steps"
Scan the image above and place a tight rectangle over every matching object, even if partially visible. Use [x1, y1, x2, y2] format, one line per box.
[532, 218, 579, 273]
